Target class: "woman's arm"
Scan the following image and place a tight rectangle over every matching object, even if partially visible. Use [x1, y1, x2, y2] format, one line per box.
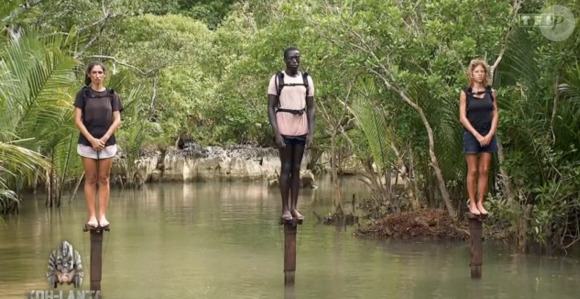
[459, 90, 482, 138]
[74, 107, 95, 143]
[102, 111, 121, 142]
[101, 93, 123, 144]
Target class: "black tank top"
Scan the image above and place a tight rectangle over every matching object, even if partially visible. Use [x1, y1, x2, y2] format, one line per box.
[463, 86, 494, 134]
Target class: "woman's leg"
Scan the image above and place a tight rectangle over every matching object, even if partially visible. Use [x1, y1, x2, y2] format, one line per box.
[96, 157, 113, 226]
[279, 144, 293, 220]
[476, 152, 492, 215]
[465, 154, 480, 215]
[290, 142, 306, 220]
[81, 157, 98, 226]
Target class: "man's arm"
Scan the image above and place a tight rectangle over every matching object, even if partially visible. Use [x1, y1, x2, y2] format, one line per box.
[306, 95, 314, 135]
[268, 94, 280, 136]
[267, 75, 282, 137]
[306, 76, 315, 136]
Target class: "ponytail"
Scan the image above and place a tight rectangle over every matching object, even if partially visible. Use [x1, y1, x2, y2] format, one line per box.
[84, 73, 91, 86]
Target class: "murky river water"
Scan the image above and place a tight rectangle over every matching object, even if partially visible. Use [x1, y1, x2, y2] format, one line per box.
[1, 176, 579, 299]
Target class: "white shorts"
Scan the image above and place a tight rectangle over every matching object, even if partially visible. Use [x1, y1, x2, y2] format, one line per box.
[77, 144, 118, 160]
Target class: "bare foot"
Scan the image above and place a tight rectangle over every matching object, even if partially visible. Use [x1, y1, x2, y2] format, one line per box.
[291, 209, 304, 221]
[476, 202, 488, 215]
[86, 217, 98, 228]
[469, 203, 480, 215]
[98, 217, 109, 227]
[281, 210, 292, 221]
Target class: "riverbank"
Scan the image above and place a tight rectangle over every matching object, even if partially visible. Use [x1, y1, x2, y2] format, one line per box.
[353, 209, 470, 241]
[109, 143, 369, 187]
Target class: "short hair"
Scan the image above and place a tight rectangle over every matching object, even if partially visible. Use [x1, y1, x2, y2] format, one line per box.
[284, 46, 299, 59]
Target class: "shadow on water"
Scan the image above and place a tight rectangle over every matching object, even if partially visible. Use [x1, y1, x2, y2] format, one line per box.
[0, 176, 579, 299]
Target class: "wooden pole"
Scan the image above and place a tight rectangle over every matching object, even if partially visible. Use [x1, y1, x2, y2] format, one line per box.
[284, 285, 296, 299]
[83, 224, 109, 292]
[280, 217, 302, 285]
[466, 213, 486, 279]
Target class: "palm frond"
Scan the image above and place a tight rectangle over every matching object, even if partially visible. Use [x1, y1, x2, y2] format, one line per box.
[558, 61, 580, 108]
[0, 141, 48, 184]
[499, 27, 542, 94]
[348, 77, 393, 170]
[0, 29, 81, 203]
[1, 32, 78, 145]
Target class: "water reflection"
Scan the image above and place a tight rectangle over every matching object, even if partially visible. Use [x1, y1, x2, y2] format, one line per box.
[284, 286, 296, 299]
[0, 177, 579, 299]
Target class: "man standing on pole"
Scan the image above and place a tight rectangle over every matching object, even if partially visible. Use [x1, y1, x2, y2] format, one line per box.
[267, 46, 315, 222]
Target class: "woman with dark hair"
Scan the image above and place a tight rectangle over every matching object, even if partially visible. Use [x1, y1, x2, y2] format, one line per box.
[74, 61, 123, 228]
[459, 58, 498, 216]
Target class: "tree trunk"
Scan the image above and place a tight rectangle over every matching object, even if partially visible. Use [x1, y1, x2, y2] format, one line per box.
[330, 132, 343, 215]
[408, 145, 421, 205]
[382, 80, 455, 217]
[397, 159, 420, 210]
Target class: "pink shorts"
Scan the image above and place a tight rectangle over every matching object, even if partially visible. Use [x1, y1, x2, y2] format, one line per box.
[77, 144, 118, 160]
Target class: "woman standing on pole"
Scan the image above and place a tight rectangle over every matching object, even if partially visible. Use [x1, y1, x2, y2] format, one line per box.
[459, 59, 498, 216]
[74, 61, 123, 228]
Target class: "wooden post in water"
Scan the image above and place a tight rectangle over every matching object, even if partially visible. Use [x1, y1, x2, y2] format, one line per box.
[83, 224, 109, 292]
[280, 217, 302, 285]
[284, 285, 296, 299]
[466, 213, 486, 279]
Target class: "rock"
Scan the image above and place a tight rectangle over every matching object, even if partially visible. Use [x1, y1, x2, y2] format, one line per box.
[111, 143, 315, 184]
[300, 170, 317, 188]
[318, 151, 365, 175]
[268, 179, 279, 188]
[267, 169, 317, 189]
[339, 155, 365, 175]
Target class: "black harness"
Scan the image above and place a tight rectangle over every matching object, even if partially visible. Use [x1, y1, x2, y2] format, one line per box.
[464, 84, 494, 111]
[274, 71, 310, 115]
[80, 86, 117, 120]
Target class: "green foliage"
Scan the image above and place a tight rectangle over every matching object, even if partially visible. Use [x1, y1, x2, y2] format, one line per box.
[349, 78, 392, 170]
[0, 29, 80, 212]
[2, 0, 580, 250]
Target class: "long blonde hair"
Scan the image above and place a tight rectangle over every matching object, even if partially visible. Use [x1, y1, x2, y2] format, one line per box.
[466, 58, 490, 87]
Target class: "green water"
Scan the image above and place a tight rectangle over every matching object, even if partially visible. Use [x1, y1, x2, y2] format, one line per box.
[1, 176, 579, 299]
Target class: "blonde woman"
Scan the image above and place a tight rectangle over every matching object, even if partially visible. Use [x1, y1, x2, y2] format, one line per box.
[459, 59, 498, 216]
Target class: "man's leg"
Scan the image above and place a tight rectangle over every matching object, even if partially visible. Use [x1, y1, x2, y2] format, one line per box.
[290, 142, 305, 220]
[279, 144, 293, 220]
